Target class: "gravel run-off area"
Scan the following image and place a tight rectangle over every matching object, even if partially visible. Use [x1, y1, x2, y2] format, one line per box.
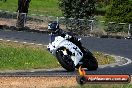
[0, 76, 132, 88]
[0, 77, 77, 88]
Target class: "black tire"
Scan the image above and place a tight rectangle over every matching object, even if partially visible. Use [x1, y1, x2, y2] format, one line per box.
[56, 48, 75, 72]
[82, 48, 98, 71]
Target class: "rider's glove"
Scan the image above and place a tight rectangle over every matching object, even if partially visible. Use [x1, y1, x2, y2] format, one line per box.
[65, 34, 72, 39]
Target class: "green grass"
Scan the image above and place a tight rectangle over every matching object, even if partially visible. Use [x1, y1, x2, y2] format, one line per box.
[0, 0, 62, 16]
[0, 40, 59, 70]
[0, 40, 115, 70]
[93, 52, 115, 65]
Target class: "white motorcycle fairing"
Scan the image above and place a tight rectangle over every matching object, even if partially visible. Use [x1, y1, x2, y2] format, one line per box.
[47, 36, 83, 66]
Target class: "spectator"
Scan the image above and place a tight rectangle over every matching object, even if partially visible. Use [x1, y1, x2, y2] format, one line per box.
[17, 0, 31, 13]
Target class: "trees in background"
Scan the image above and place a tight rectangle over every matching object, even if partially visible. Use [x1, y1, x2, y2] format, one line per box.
[105, 0, 132, 23]
[95, 0, 111, 15]
[59, 0, 96, 35]
[59, 0, 96, 19]
[105, 0, 132, 34]
[96, 0, 110, 5]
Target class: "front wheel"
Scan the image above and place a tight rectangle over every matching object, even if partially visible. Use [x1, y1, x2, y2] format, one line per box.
[56, 48, 75, 72]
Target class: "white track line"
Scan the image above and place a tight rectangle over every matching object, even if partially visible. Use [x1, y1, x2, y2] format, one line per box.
[36, 44, 42, 45]
[29, 43, 35, 45]
[13, 41, 19, 43]
[6, 40, 11, 42]
[0, 38, 48, 47]
[22, 42, 27, 44]
[118, 57, 132, 66]
[0, 39, 3, 41]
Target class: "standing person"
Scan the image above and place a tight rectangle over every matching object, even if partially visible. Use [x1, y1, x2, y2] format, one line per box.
[17, 0, 31, 13]
[16, 0, 31, 28]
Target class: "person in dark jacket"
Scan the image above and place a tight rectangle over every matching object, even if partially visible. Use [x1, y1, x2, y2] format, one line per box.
[48, 21, 83, 51]
[17, 0, 31, 13]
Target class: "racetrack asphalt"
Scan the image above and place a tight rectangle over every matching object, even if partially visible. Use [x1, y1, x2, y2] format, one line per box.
[0, 29, 132, 76]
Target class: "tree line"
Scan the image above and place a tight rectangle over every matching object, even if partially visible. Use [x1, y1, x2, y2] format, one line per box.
[59, 0, 132, 23]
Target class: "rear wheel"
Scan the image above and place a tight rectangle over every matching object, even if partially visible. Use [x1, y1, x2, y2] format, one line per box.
[56, 48, 75, 72]
[82, 48, 98, 71]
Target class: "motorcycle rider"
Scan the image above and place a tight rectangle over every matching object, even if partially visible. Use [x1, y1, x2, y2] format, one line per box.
[48, 21, 84, 52]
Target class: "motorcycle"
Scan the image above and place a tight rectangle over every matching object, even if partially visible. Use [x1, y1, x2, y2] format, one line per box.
[47, 32, 98, 72]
